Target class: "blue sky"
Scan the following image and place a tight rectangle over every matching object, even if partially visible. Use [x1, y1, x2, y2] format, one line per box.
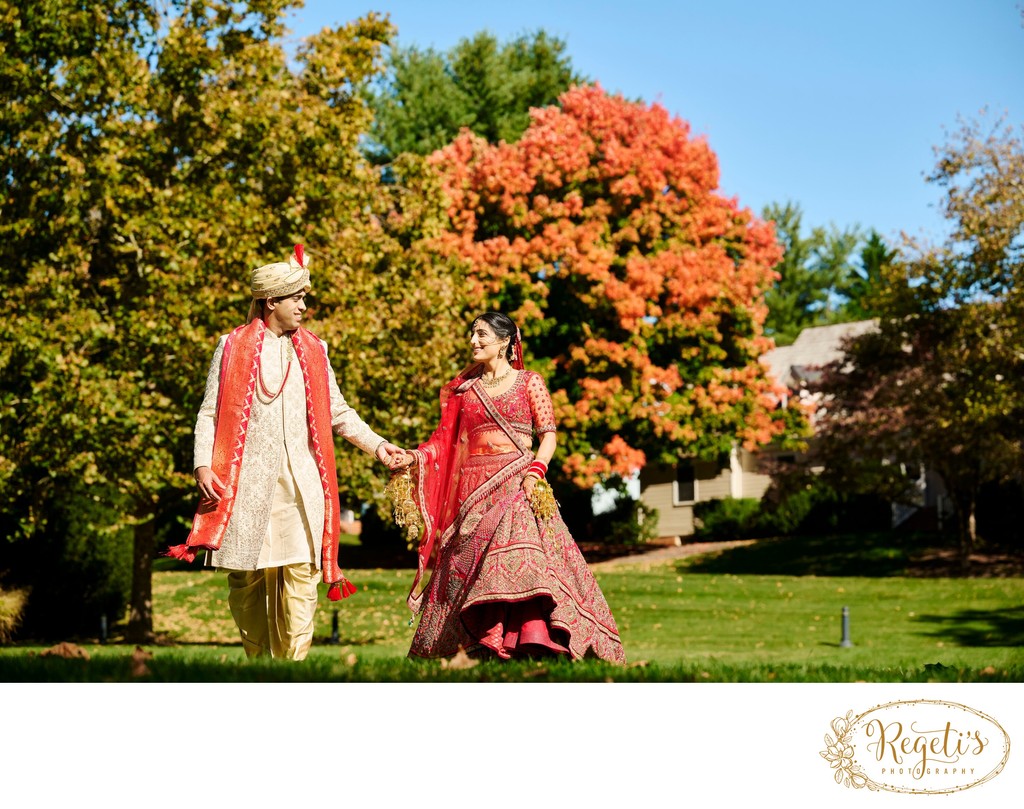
[286, 0, 1023, 247]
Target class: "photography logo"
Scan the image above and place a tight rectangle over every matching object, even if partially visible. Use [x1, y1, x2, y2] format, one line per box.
[820, 699, 1010, 794]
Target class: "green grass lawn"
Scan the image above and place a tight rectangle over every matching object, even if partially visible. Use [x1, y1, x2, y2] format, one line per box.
[601, 566, 1022, 672]
[2, 533, 1022, 682]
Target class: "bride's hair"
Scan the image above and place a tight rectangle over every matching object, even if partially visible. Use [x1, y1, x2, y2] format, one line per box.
[471, 312, 518, 362]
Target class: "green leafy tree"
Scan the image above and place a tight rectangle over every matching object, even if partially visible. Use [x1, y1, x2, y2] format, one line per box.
[430, 85, 810, 491]
[364, 29, 584, 163]
[811, 115, 1024, 560]
[0, 2, 467, 640]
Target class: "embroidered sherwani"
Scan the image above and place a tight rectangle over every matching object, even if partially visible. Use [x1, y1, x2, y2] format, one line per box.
[194, 329, 384, 571]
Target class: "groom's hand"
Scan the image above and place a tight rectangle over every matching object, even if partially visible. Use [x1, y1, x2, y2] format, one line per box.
[376, 442, 408, 469]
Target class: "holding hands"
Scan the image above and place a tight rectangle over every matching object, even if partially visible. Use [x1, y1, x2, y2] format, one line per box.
[391, 449, 417, 470]
[376, 442, 417, 471]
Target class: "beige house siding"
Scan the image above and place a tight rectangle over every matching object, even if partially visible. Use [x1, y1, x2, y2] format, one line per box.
[738, 448, 773, 499]
[698, 462, 731, 500]
[640, 459, 735, 540]
[741, 475, 773, 500]
[642, 486, 693, 537]
[640, 465, 693, 537]
[640, 448, 789, 539]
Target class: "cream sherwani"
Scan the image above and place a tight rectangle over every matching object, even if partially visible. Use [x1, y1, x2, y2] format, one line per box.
[194, 329, 384, 572]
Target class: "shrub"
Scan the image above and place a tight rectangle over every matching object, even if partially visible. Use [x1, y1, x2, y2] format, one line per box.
[0, 480, 132, 640]
[588, 486, 660, 546]
[694, 479, 891, 542]
[0, 586, 28, 644]
[693, 498, 764, 541]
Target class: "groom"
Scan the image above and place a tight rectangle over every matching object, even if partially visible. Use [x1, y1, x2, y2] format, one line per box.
[169, 245, 404, 659]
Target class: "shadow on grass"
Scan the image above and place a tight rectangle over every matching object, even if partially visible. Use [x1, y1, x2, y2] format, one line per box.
[676, 531, 941, 577]
[914, 606, 1024, 648]
[671, 536, 1007, 581]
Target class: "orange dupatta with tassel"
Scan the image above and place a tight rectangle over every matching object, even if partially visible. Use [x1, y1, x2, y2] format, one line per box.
[167, 319, 355, 601]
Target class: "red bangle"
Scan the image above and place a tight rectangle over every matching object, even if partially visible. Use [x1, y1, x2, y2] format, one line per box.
[527, 460, 548, 479]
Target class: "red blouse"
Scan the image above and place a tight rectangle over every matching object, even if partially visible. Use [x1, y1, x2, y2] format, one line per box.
[462, 370, 557, 455]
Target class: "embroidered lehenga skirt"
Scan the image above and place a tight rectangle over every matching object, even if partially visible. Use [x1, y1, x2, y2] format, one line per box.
[409, 451, 625, 663]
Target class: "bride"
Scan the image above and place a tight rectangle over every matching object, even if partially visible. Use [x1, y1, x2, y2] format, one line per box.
[390, 312, 625, 663]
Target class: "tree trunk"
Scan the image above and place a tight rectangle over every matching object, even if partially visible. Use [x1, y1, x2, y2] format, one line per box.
[952, 487, 977, 571]
[965, 493, 977, 558]
[125, 511, 156, 644]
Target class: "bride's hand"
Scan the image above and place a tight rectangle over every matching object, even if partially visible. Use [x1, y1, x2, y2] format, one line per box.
[523, 474, 538, 498]
[394, 450, 417, 470]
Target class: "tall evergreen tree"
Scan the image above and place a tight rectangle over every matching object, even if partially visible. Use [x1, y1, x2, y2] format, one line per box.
[838, 230, 897, 320]
[364, 29, 584, 163]
[762, 201, 863, 345]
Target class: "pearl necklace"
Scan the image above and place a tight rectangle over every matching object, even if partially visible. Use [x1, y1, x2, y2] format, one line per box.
[480, 363, 513, 388]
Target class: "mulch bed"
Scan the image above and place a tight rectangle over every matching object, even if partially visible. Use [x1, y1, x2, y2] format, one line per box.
[905, 549, 1024, 578]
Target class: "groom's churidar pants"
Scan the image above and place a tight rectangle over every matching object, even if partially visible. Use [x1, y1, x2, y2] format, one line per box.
[227, 563, 320, 660]
[225, 451, 320, 660]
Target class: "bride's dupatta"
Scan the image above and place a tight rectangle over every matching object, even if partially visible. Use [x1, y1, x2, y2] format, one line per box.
[406, 363, 531, 613]
[405, 369, 473, 613]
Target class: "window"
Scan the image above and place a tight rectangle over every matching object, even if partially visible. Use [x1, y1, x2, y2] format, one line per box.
[674, 462, 697, 504]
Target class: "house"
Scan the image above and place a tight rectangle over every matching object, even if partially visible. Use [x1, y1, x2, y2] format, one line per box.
[340, 508, 362, 536]
[638, 319, 889, 540]
[759, 320, 878, 405]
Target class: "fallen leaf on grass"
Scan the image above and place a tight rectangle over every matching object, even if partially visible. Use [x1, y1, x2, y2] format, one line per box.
[980, 666, 997, 676]
[440, 649, 478, 670]
[40, 642, 90, 660]
[131, 646, 153, 678]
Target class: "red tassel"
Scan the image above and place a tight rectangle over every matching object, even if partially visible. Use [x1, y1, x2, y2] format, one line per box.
[294, 243, 304, 267]
[164, 544, 197, 563]
[328, 579, 357, 600]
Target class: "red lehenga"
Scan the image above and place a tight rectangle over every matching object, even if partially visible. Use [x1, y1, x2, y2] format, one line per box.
[405, 368, 625, 663]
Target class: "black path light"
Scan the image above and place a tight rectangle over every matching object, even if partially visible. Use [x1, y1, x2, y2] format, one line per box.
[329, 608, 340, 644]
[840, 605, 853, 648]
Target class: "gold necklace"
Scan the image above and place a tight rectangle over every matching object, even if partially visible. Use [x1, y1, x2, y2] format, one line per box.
[480, 363, 513, 388]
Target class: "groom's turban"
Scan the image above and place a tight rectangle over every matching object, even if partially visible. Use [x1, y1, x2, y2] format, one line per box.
[246, 245, 311, 323]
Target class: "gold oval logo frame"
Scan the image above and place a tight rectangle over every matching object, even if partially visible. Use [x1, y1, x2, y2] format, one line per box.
[821, 699, 1010, 794]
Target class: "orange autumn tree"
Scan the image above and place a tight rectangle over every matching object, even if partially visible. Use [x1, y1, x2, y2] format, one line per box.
[430, 84, 808, 488]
